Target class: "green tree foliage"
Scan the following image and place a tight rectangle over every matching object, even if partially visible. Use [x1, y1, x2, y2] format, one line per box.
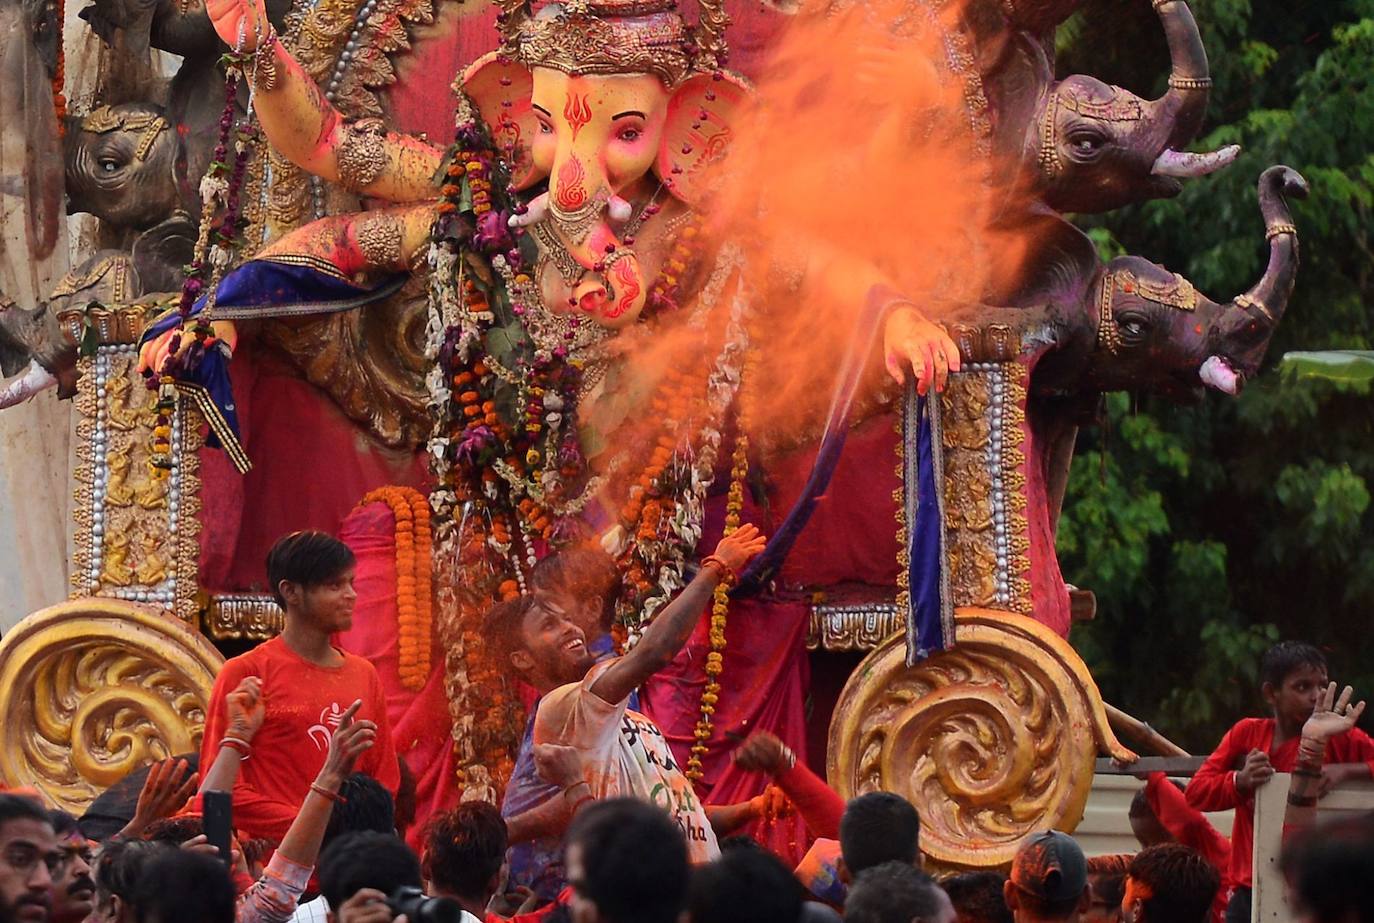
[1056, 0, 1374, 751]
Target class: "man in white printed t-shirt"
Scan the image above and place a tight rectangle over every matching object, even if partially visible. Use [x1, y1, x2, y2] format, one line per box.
[484, 524, 770, 864]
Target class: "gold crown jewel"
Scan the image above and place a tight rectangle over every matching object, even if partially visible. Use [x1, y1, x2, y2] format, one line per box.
[506, 0, 730, 87]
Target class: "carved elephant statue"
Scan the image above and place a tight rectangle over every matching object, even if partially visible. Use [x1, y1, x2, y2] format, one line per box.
[1031, 165, 1307, 401]
[0, 252, 152, 408]
[64, 103, 182, 231]
[984, 0, 1238, 215]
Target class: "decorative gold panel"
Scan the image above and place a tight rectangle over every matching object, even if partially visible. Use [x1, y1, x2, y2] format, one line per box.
[71, 346, 203, 622]
[0, 600, 224, 814]
[204, 594, 285, 641]
[827, 608, 1135, 869]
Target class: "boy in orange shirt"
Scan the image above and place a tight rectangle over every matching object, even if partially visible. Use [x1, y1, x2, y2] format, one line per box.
[201, 531, 400, 844]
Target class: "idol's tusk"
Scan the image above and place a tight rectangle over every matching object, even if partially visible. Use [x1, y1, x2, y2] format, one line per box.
[509, 192, 551, 228]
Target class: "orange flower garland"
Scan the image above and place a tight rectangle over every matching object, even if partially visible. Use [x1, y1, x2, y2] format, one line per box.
[685, 424, 748, 782]
[360, 486, 434, 690]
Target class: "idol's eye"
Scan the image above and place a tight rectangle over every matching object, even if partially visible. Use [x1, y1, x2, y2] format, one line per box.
[1066, 130, 1105, 157]
[538, 121, 553, 135]
[1117, 314, 1149, 342]
[616, 127, 642, 143]
[99, 157, 121, 173]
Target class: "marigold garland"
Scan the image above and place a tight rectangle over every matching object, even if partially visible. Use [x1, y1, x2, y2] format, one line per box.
[685, 420, 749, 781]
[360, 486, 434, 691]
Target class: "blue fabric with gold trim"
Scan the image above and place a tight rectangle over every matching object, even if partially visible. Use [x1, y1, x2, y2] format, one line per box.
[140, 257, 406, 471]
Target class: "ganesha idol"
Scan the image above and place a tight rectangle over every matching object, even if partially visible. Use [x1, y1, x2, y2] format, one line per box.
[127, 0, 1308, 870]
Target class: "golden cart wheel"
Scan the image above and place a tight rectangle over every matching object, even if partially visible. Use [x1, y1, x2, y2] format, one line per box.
[827, 608, 1134, 869]
[0, 599, 223, 814]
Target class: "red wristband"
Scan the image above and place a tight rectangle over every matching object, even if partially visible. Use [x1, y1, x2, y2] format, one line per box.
[310, 783, 347, 804]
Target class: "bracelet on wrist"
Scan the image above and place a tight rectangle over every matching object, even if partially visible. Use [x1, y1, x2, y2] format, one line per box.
[1287, 792, 1319, 808]
[220, 736, 252, 759]
[309, 783, 347, 804]
[562, 781, 590, 797]
[702, 555, 737, 587]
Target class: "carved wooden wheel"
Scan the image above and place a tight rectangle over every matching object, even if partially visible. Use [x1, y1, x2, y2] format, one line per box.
[0, 599, 223, 813]
[827, 608, 1134, 869]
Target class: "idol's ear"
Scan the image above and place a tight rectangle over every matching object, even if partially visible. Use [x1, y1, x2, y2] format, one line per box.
[461, 52, 545, 190]
[655, 69, 751, 206]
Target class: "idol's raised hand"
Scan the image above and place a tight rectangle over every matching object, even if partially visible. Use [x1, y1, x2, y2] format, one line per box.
[205, 0, 270, 50]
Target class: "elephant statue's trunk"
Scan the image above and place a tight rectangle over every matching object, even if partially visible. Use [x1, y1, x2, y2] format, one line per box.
[565, 219, 650, 327]
[1154, 0, 1210, 151]
[1200, 165, 1308, 395]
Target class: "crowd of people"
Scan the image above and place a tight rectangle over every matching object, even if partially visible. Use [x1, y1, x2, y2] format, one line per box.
[2, 531, 1373, 923]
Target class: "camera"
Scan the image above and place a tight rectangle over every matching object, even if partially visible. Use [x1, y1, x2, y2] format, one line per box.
[387, 886, 466, 923]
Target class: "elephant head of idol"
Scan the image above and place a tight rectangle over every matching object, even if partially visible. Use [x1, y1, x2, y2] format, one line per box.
[462, 0, 748, 328]
[1011, 0, 1240, 214]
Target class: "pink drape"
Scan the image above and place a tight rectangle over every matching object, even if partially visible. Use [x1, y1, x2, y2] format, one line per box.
[337, 501, 460, 852]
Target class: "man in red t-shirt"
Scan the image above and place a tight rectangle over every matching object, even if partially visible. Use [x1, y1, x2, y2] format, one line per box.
[201, 531, 400, 844]
[1186, 641, 1374, 923]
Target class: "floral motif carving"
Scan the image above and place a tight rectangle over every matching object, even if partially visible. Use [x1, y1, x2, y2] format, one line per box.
[827, 609, 1135, 869]
[0, 601, 223, 813]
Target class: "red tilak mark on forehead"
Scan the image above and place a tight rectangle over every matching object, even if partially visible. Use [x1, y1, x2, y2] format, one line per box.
[564, 93, 593, 140]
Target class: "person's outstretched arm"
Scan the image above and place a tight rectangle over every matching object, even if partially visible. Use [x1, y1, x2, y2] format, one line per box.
[734, 731, 845, 839]
[588, 525, 767, 707]
[238, 699, 377, 923]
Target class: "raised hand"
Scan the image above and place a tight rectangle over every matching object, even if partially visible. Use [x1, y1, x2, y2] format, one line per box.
[204, 0, 270, 50]
[136, 321, 238, 378]
[883, 304, 961, 395]
[1304, 681, 1367, 745]
[317, 700, 375, 789]
[226, 675, 266, 741]
[124, 758, 199, 837]
[732, 730, 794, 777]
[711, 523, 768, 574]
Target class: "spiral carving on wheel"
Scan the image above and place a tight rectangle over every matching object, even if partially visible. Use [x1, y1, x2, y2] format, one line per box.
[828, 608, 1132, 868]
[0, 600, 223, 813]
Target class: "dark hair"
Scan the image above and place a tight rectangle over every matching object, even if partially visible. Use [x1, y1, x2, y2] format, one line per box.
[0, 793, 50, 829]
[265, 530, 356, 608]
[1260, 641, 1326, 689]
[1282, 811, 1374, 923]
[47, 809, 79, 839]
[687, 846, 804, 923]
[94, 838, 172, 913]
[322, 773, 396, 847]
[395, 758, 418, 838]
[941, 871, 1012, 923]
[481, 596, 543, 663]
[422, 803, 509, 902]
[1126, 844, 1219, 923]
[839, 792, 921, 877]
[1086, 856, 1128, 912]
[567, 799, 689, 923]
[845, 861, 942, 923]
[318, 831, 422, 911]
[530, 547, 618, 634]
[142, 814, 204, 845]
[131, 849, 235, 923]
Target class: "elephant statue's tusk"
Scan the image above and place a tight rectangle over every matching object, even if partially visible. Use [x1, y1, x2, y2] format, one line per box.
[0, 359, 59, 410]
[1151, 144, 1241, 178]
[608, 195, 633, 225]
[509, 192, 551, 228]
